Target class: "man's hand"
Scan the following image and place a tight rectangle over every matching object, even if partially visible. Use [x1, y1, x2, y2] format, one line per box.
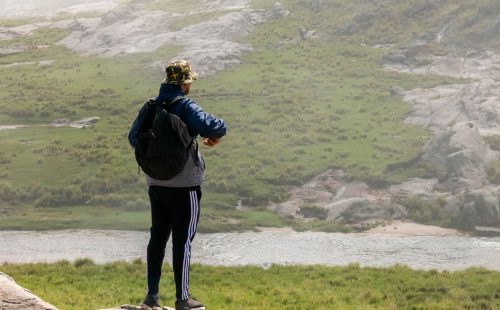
[202, 137, 220, 147]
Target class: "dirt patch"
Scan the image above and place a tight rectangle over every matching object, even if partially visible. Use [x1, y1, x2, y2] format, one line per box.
[49, 116, 100, 128]
[0, 125, 26, 131]
[255, 226, 295, 233]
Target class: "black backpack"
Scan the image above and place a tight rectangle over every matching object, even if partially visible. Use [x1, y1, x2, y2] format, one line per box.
[134, 96, 194, 180]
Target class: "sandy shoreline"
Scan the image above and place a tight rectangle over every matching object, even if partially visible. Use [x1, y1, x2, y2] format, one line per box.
[363, 221, 467, 236]
[257, 221, 467, 236]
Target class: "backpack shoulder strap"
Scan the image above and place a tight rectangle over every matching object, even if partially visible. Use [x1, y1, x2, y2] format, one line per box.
[161, 96, 184, 109]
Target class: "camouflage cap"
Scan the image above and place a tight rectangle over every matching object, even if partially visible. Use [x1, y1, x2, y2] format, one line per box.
[165, 59, 198, 84]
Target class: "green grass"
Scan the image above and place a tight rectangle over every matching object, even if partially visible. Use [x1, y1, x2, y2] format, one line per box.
[0, 205, 150, 230]
[1, 261, 499, 309]
[147, 0, 206, 12]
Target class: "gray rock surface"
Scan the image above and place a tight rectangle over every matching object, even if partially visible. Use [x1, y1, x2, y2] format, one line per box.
[381, 47, 500, 228]
[405, 0, 436, 18]
[462, 189, 500, 227]
[0, 1, 288, 78]
[269, 169, 406, 224]
[421, 122, 488, 190]
[0, 0, 118, 18]
[55, 1, 288, 77]
[0, 22, 51, 40]
[0, 272, 58, 310]
[49, 116, 100, 128]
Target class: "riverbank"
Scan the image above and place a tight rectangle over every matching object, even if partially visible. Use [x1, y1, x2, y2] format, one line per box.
[259, 221, 468, 236]
[363, 221, 468, 236]
[1, 261, 499, 310]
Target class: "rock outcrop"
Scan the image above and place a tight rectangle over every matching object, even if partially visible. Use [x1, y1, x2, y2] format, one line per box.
[421, 122, 490, 190]
[269, 169, 407, 226]
[55, 1, 289, 77]
[50, 117, 100, 128]
[270, 47, 500, 229]
[0, 272, 58, 310]
[0, 1, 288, 77]
[380, 47, 500, 228]
[462, 189, 500, 227]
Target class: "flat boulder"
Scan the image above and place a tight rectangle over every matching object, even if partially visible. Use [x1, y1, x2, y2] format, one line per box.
[0, 272, 58, 310]
[328, 198, 406, 224]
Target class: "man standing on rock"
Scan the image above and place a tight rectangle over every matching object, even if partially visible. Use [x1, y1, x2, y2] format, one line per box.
[129, 60, 226, 310]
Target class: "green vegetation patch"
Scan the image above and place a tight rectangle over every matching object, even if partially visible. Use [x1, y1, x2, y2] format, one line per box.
[146, 0, 205, 12]
[1, 262, 499, 309]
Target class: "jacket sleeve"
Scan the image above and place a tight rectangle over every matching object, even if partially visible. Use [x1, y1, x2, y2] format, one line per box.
[128, 102, 149, 148]
[181, 99, 227, 138]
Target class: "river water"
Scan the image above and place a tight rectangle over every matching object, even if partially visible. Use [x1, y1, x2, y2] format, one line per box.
[1, 230, 499, 271]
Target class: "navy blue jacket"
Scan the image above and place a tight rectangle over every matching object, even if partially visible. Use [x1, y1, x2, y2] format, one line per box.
[128, 83, 226, 147]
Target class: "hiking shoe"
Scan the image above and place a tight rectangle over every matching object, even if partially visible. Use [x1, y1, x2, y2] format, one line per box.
[141, 294, 161, 310]
[175, 297, 205, 310]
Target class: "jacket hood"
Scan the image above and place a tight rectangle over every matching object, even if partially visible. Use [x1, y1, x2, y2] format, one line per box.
[156, 83, 184, 103]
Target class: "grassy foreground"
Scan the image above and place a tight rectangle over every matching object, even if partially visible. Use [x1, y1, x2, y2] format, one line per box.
[1, 261, 499, 309]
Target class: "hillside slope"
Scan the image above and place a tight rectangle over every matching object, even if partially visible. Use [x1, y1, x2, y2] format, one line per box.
[0, 0, 499, 231]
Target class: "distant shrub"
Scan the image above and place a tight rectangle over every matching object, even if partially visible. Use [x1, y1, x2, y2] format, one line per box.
[74, 258, 95, 267]
[364, 174, 391, 189]
[299, 205, 328, 220]
[34, 187, 90, 208]
[486, 160, 500, 184]
[0, 152, 11, 164]
[7, 107, 35, 118]
[80, 178, 120, 195]
[399, 197, 447, 224]
[485, 135, 500, 151]
[0, 182, 16, 202]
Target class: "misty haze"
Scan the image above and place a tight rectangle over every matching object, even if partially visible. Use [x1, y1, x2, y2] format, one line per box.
[0, 0, 499, 309]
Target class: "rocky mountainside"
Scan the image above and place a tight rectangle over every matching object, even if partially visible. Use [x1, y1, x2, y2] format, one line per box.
[269, 1, 500, 230]
[319, 0, 500, 51]
[0, 0, 288, 77]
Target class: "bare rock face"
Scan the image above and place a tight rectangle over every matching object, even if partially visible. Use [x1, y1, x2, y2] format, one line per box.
[49, 116, 100, 128]
[380, 47, 500, 229]
[0, 272, 58, 310]
[327, 199, 406, 224]
[56, 2, 288, 77]
[269, 169, 341, 218]
[1, 1, 288, 78]
[421, 122, 488, 190]
[405, 0, 436, 19]
[461, 189, 500, 227]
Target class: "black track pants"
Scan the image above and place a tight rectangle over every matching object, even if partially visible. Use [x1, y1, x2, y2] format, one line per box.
[146, 185, 201, 301]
